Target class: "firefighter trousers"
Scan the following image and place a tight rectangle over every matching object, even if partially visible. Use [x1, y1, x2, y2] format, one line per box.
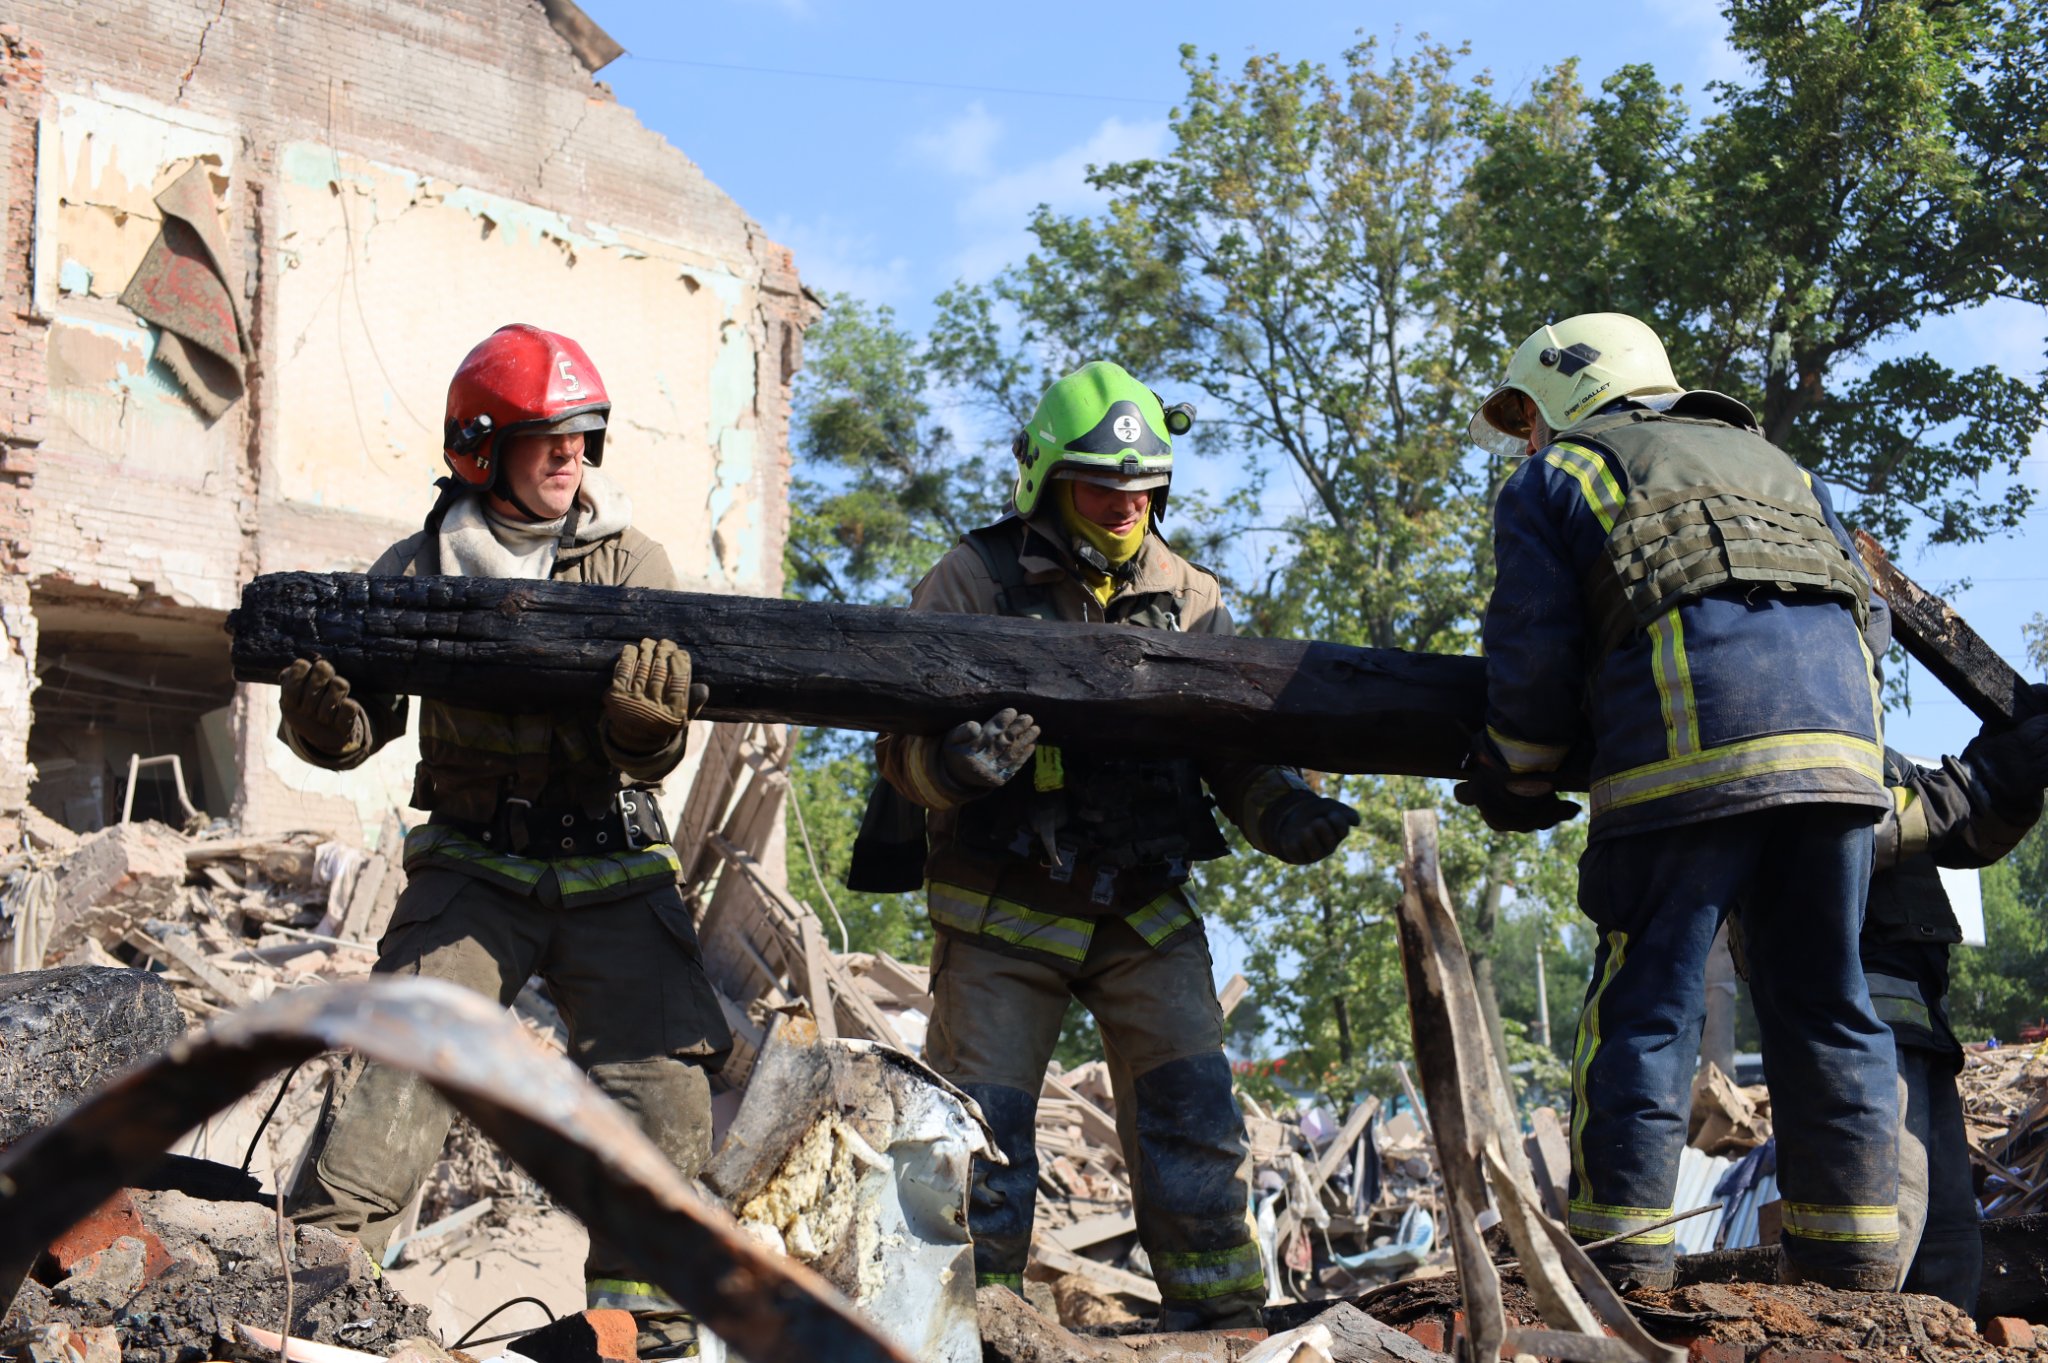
[1570, 806, 1898, 1290]
[1896, 1042, 1980, 1312]
[289, 866, 732, 1311]
[922, 917, 1266, 1330]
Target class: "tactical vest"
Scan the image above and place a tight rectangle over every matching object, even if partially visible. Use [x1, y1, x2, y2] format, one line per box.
[947, 520, 1229, 883]
[1567, 408, 1871, 662]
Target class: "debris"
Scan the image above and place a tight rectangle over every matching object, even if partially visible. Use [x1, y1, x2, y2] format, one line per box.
[0, 967, 184, 1147]
[1688, 1062, 1773, 1158]
[1986, 1316, 2037, 1350]
[974, 1285, 1141, 1363]
[1960, 1040, 2048, 1217]
[0, 976, 914, 1363]
[498, 1309, 640, 1363]
[40, 823, 187, 963]
[704, 1014, 992, 1363]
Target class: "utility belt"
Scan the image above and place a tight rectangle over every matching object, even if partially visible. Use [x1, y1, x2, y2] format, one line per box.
[431, 788, 669, 860]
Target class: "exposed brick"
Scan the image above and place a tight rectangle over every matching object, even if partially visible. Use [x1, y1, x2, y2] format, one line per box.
[1681, 1338, 1747, 1363]
[1985, 1318, 2036, 1350]
[1401, 1317, 1448, 1353]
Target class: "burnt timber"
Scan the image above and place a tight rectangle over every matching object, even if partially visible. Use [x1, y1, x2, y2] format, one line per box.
[229, 571, 1492, 779]
[1855, 530, 2036, 726]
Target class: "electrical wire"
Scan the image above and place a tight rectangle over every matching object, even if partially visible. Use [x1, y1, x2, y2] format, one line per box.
[785, 735, 851, 954]
[241, 1059, 309, 1174]
[451, 1297, 557, 1350]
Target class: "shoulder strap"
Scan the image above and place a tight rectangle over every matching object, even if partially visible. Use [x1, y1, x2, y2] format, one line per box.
[962, 518, 1051, 618]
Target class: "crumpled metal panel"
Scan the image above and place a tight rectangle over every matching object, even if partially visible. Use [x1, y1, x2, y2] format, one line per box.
[0, 978, 910, 1363]
[706, 1015, 995, 1363]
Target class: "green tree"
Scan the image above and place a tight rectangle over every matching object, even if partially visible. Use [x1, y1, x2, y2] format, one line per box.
[1452, 0, 2048, 550]
[1951, 822, 2048, 1041]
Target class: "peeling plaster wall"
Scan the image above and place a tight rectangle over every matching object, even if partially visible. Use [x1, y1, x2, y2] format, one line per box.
[4, 0, 815, 845]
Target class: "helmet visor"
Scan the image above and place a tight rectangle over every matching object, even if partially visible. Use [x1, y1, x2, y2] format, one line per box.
[539, 408, 608, 437]
[1468, 386, 1534, 460]
[1059, 469, 1172, 492]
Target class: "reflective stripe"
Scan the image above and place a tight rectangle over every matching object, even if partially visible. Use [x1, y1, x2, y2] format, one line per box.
[587, 1277, 682, 1312]
[1546, 443, 1625, 533]
[1867, 973, 1932, 1030]
[1646, 609, 1700, 758]
[901, 735, 967, 812]
[1153, 1242, 1267, 1300]
[1568, 1199, 1678, 1245]
[403, 825, 680, 905]
[1126, 892, 1198, 948]
[1590, 732, 1882, 816]
[1782, 1203, 1899, 1243]
[1571, 931, 1630, 1180]
[979, 1271, 1025, 1292]
[1034, 744, 1066, 792]
[928, 881, 1093, 963]
[1488, 726, 1570, 774]
[1894, 785, 1931, 859]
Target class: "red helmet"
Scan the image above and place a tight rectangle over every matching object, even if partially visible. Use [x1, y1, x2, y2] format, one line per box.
[442, 324, 611, 491]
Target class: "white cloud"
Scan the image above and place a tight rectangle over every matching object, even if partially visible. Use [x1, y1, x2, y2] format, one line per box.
[1648, 0, 1747, 87]
[907, 101, 1003, 178]
[768, 213, 911, 307]
[949, 115, 1171, 282]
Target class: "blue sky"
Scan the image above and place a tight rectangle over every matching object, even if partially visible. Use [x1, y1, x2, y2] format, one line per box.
[584, 0, 2046, 763]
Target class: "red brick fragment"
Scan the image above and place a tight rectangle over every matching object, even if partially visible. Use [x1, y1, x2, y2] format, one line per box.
[1401, 1317, 1448, 1352]
[1680, 1337, 1746, 1363]
[1985, 1317, 2036, 1351]
[47, 1191, 175, 1282]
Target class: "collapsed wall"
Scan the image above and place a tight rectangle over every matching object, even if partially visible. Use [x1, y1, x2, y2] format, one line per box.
[0, 0, 814, 851]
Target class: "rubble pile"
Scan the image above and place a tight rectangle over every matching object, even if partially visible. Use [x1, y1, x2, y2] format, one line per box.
[1961, 1041, 2048, 1218]
[1, 1189, 436, 1363]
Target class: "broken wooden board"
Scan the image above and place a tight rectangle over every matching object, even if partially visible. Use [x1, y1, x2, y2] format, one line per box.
[227, 572, 1490, 779]
[1855, 530, 2036, 726]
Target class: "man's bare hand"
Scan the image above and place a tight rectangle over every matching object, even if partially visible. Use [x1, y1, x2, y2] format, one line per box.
[941, 707, 1041, 790]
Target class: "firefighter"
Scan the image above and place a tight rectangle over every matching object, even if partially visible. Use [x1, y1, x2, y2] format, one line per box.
[280, 324, 730, 1357]
[1461, 313, 1900, 1291]
[871, 361, 1358, 1330]
[1863, 708, 2048, 1312]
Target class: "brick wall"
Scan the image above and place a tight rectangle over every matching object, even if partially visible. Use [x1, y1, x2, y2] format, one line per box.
[0, 26, 47, 845]
[3, 0, 812, 839]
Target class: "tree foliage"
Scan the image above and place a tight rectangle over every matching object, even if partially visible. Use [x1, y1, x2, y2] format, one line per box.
[781, 0, 2047, 1107]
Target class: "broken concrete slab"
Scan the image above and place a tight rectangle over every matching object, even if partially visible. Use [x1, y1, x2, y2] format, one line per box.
[975, 1286, 1142, 1363]
[0, 967, 183, 1148]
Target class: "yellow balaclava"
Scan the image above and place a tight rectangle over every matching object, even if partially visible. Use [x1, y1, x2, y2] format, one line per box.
[1055, 479, 1147, 605]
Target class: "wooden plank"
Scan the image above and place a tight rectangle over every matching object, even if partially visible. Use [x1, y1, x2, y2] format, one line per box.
[798, 914, 839, 1040]
[1041, 1071, 1123, 1157]
[1031, 1240, 1161, 1304]
[1051, 1213, 1138, 1252]
[1312, 1097, 1380, 1193]
[1855, 530, 2034, 725]
[337, 854, 389, 943]
[862, 952, 931, 1010]
[677, 722, 750, 895]
[1218, 973, 1249, 1020]
[124, 928, 250, 1009]
[1528, 1106, 1572, 1224]
[228, 571, 1493, 780]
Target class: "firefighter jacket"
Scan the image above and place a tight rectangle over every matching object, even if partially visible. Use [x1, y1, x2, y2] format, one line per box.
[875, 514, 1314, 971]
[1864, 745, 2042, 1060]
[279, 522, 689, 908]
[1482, 400, 1892, 839]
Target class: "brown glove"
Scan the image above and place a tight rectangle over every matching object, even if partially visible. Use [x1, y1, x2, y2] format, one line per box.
[277, 658, 368, 757]
[603, 638, 705, 756]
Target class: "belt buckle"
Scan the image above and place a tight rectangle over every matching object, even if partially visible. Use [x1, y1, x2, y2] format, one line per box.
[616, 790, 647, 851]
[500, 797, 534, 856]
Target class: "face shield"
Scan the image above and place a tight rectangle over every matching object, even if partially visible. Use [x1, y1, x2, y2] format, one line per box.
[1467, 385, 1535, 460]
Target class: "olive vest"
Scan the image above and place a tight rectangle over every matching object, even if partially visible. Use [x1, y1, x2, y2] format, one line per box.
[947, 522, 1229, 897]
[1567, 408, 1870, 663]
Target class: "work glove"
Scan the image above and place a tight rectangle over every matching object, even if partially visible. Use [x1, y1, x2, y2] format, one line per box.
[1453, 739, 1581, 834]
[277, 658, 368, 757]
[603, 637, 707, 756]
[1266, 792, 1362, 865]
[1964, 691, 2048, 820]
[940, 707, 1040, 790]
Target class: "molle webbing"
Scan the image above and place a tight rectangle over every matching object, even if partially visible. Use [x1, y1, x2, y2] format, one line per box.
[1569, 410, 1869, 662]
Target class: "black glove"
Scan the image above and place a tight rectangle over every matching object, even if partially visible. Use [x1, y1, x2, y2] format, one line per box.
[1452, 737, 1581, 834]
[940, 708, 1041, 790]
[277, 658, 368, 757]
[1266, 792, 1361, 865]
[1965, 705, 2048, 820]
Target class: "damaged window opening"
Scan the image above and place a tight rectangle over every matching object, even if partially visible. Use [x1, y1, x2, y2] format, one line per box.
[26, 587, 238, 835]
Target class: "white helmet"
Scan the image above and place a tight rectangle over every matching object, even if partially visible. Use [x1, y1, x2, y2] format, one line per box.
[1467, 313, 1683, 458]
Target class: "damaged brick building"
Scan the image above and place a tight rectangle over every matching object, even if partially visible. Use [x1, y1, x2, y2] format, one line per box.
[0, 0, 813, 849]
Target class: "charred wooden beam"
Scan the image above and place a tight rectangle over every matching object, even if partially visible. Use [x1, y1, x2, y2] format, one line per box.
[1855, 530, 2036, 726]
[228, 571, 1493, 780]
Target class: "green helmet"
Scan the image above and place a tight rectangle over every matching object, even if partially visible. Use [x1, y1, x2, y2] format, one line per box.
[1011, 360, 1193, 518]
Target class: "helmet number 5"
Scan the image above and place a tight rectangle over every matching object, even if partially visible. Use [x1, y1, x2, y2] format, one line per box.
[558, 358, 582, 395]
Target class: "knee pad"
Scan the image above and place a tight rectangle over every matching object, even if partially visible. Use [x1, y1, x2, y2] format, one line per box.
[958, 1082, 1039, 1244]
